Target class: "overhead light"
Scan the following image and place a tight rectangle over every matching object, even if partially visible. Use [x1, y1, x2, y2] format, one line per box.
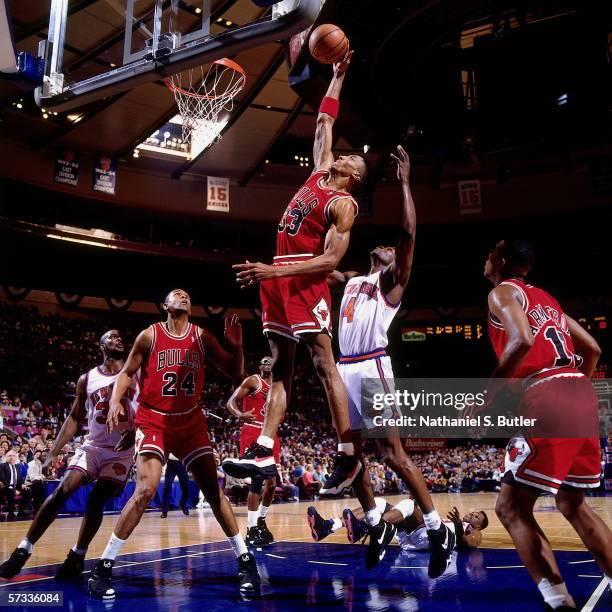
[225, 20, 232, 26]
[266, 105, 271, 109]
[53, 111, 58, 116]
[67, 113, 83, 123]
[363, 144, 369, 153]
[16, 103, 22, 109]
[133, 149, 140, 158]
[42, 113, 49, 119]
[110, 62, 116, 68]
[305, 157, 309, 161]
[265, 159, 269, 164]
[299, 156, 304, 161]
[300, 163, 304, 167]
[557, 93, 568, 106]
[294, 155, 298, 160]
[195, 7, 202, 14]
[217, 17, 222, 22]
[47, 234, 118, 249]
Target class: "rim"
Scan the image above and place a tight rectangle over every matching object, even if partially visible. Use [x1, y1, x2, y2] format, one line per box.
[165, 58, 246, 100]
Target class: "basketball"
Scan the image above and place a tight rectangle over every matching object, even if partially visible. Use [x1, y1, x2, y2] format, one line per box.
[308, 24, 349, 64]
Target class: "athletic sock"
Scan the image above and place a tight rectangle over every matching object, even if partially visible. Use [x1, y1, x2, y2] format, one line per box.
[228, 533, 248, 558]
[18, 538, 33, 554]
[72, 546, 87, 556]
[101, 533, 127, 561]
[393, 499, 415, 519]
[365, 507, 382, 527]
[423, 510, 442, 531]
[247, 510, 258, 528]
[337, 443, 354, 456]
[256, 435, 274, 449]
[331, 518, 343, 533]
[537, 579, 576, 609]
[258, 503, 269, 519]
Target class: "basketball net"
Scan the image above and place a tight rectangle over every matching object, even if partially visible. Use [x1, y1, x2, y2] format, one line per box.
[165, 58, 246, 154]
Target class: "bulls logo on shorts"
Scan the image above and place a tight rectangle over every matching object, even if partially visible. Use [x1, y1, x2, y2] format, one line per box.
[312, 297, 330, 328]
[112, 463, 127, 476]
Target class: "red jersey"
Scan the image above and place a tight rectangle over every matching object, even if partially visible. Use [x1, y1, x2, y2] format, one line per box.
[275, 170, 358, 259]
[488, 279, 583, 382]
[242, 375, 270, 427]
[138, 322, 205, 414]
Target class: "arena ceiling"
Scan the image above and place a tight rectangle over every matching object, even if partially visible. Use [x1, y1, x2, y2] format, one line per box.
[1, 1, 610, 187]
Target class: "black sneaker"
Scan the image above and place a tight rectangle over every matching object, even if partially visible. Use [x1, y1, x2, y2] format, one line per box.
[257, 518, 274, 545]
[55, 549, 85, 580]
[343, 508, 368, 544]
[365, 519, 397, 570]
[320, 453, 362, 495]
[427, 522, 455, 578]
[0, 548, 31, 579]
[245, 526, 267, 547]
[237, 552, 261, 593]
[181, 505, 190, 516]
[87, 559, 115, 599]
[307, 506, 333, 542]
[222, 444, 278, 480]
[161, 512, 168, 519]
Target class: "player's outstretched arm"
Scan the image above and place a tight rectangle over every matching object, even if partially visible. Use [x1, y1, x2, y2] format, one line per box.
[381, 145, 416, 305]
[201, 314, 244, 383]
[44, 373, 87, 473]
[234, 199, 356, 284]
[107, 328, 151, 432]
[312, 51, 352, 171]
[327, 269, 360, 288]
[226, 375, 260, 422]
[565, 314, 601, 378]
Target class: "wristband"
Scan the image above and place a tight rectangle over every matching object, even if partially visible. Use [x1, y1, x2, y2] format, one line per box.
[319, 96, 339, 119]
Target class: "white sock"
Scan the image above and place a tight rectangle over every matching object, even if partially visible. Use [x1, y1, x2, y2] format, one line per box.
[394, 499, 415, 519]
[18, 538, 33, 554]
[423, 510, 442, 531]
[247, 510, 258, 528]
[365, 507, 382, 527]
[101, 533, 127, 561]
[72, 545, 87, 556]
[257, 435, 274, 449]
[228, 533, 248, 558]
[331, 518, 343, 532]
[338, 442, 354, 456]
[537, 579, 575, 609]
[258, 503, 269, 519]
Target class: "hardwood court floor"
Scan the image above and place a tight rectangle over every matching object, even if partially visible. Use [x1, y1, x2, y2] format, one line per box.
[0, 493, 610, 611]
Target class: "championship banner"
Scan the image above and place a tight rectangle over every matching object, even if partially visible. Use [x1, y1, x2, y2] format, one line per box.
[207, 176, 229, 212]
[458, 179, 482, 215]
[93, 156, 117, 195]
[54, 148, 80, 186]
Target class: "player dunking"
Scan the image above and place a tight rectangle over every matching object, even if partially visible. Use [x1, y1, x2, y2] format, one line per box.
[0, 330, 138, 580]
[87, 290, 260, 598]
[226, 356, 277, 547]
[483, 240, 612, 609]
[325, 145, 455, 576]
[224, 53, 366, 495]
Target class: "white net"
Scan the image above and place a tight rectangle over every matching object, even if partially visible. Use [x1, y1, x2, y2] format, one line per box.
[165, 58, 246, 151]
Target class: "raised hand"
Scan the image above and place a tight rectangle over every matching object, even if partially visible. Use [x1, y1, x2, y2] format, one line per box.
[224, 313, 243, 349]
[333, 49, 353, 77]
[390, 145, 410, 183]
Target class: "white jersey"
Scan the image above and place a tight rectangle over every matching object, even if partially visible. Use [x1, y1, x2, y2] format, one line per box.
[339, 271, 400, 357]
[397, 520, 471, 551]
[82, 366, 138, 449]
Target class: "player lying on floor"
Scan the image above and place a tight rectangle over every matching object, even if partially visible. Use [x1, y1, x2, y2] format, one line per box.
[307, 497, 488, 552]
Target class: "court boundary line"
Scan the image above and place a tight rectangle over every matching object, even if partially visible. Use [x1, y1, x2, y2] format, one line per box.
[581, 577, 608, 612]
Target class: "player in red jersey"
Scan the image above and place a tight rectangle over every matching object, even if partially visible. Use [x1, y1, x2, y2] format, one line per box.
[225, 52, 370, 509]
[87, 289, 260, 599]
[226, 356, 277, 547]
[483, 240, 612, 609]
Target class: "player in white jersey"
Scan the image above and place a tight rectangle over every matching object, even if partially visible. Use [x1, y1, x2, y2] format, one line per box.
[0, 330, 138, 581]
[308, 496, 488, 552]
[323, 146, 455, 579]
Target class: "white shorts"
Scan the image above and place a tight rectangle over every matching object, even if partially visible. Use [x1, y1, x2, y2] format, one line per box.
[337, 354, 400, 430]
[397, 520, 457, 551]
[67, 445, 133, 484]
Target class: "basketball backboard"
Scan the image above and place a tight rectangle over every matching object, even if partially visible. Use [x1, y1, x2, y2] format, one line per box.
[34, 0, 320, 111]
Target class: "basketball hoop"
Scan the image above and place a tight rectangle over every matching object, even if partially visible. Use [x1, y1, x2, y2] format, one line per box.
[165, 58, 246, 149]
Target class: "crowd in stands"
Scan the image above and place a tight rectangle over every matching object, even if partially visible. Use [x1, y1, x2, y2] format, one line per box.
[0, 301, 506, 516]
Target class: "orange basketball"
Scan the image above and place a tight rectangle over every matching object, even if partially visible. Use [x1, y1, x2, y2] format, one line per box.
[308, 24, 349, 64]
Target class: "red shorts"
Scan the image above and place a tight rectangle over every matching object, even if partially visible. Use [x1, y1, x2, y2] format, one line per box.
[134, 405, 213, 469]
[260, 260, 332, 341]
[503, 374, 601, 494]
[240, 424, 280, 464]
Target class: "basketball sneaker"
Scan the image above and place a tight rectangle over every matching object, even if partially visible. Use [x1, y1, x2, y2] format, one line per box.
[87, 559, 115, 599]
[245, 526, 267, 547]
[257, 517, 274, 545]
[0, 547, 30, 579]
[307, 506, 333, 542]
[55, 549, 85, 580]
[320, 453, 362, 495]
[342, 508, 368, 544]
[222, 444, 278, 480]
[365, 519, 397, 570]
[427, 522, 455, 578]
[237, 552, 261, 593]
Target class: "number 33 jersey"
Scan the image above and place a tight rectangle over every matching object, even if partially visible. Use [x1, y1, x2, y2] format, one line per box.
[488, 279, 583, 382]
[138, 322, 206, 414]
